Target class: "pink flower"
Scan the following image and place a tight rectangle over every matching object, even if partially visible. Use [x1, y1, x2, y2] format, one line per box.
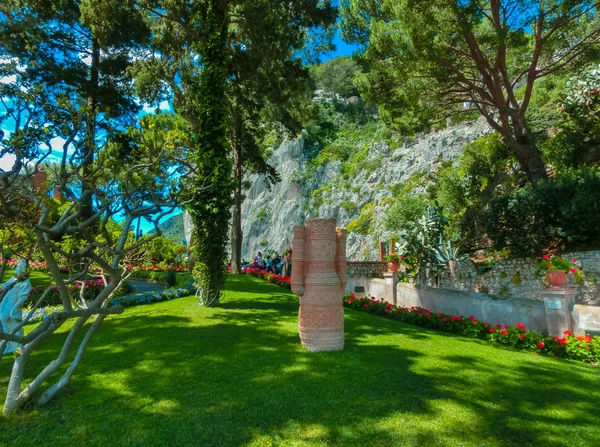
[572, 259, 577, 263]
[543, 255, 550, 260]
[489, 328, 495, 333]
[364, 303, 369, 308]
[570, 268, 577, 274]
[442, 317, 447, 322]
[496, 324, 502, 329]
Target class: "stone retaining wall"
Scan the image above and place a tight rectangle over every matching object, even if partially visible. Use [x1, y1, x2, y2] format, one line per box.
[346, 261, 388, 279]
[418, 251, 600, 306]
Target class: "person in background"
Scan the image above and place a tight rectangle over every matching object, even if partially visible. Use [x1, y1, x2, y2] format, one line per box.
[254, 251, 263, 269]
[265, 255, 273, 272]
[272, 255, 281, 274]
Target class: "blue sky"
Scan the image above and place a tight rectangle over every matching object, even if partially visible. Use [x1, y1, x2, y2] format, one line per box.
[326, 29, 359, 61]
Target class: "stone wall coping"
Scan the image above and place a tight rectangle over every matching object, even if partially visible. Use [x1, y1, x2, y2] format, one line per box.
[397, 282, 544, 308]
[347, 261, 388, 265]
[574, 304, 600, 315]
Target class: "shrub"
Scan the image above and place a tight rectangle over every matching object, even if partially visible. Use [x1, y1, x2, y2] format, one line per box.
[486, 167, 600, 256]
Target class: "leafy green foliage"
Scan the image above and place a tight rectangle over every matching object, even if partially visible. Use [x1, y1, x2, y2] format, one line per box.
[429, 134, 518, 246]
[309, 56, 361, 97]
[394, 205, 464, 277]
[347, 202, 375, 234]
[486, 167, 600, 257]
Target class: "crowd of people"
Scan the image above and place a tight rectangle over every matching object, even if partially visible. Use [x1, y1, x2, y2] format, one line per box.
[240, 251, 287, 275]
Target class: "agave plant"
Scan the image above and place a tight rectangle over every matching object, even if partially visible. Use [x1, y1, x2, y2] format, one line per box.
[429, 235, 466, 265]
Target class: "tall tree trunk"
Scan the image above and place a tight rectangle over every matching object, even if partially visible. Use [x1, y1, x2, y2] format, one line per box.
[83, 37, 100, 219]
[190, 1, 232, 306]
[505, 121, 548, 182]
[230, 141, 243, 274]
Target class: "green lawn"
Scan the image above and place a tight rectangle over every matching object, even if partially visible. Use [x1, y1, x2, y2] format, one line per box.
[0, 275, 598, 447]
[1, 270, 53, 288]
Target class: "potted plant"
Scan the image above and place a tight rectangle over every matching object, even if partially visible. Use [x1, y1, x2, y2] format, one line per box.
[538, 255, 579, 288]
[384, 252, 404, 272]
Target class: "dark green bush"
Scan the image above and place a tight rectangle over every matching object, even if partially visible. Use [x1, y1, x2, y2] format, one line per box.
[486, 167, 600, 256]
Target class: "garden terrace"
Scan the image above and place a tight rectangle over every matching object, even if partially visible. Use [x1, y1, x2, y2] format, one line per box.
[1, 275, 598, 446]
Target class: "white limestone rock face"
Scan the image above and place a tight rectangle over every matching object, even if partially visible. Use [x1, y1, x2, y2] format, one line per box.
[240, 117, 491, 260]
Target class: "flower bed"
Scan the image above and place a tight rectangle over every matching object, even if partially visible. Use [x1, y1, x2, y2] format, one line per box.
[344, 294, 600, 364]
[241, 267, 291, 289]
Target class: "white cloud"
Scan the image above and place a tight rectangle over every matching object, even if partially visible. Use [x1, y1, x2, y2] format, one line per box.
[0, 154, 16, 172]
[141, 100, 172, 115]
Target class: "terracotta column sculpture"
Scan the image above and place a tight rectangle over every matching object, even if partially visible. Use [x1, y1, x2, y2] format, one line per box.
[291, 218, 346, 352]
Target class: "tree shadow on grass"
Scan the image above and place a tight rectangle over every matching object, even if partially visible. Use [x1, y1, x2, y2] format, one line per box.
[1, 276, 599, 446]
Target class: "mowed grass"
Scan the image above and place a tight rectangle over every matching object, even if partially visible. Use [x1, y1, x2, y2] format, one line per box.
[0, 274, 599, 447]
[1, 270, 53, 288]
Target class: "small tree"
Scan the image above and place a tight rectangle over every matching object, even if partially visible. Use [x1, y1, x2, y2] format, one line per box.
[341, 0, 600, 181]
[0, 70, 197, 413]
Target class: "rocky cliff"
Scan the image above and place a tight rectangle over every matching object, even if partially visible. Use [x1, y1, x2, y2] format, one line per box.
[240, 117, 491, 261]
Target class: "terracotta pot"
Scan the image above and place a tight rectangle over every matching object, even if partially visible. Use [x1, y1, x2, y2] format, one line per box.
[546, 270, 567, 288]
[388, 260, 400, 272]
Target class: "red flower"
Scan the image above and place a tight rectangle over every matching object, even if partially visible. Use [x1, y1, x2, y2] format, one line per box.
[554, 336, 559, 341]
[469, 315, 475, 320]
[437, 313, 442, 317]
[472, 320, 479, 325]
[547, 263, 552, 268]
[564, 330, 572, 336]
[483, 322, 489, 327]
[537, 342, 545, 349]
[570, 268, 577, 274]
[384, 308, 390, 313]
[489, 328, 495, 333]
[450, 316, 457, 322]
[559, 337, 567, 345]
[500, 329, 508, 335]
[442, 317, 447, 322]
[364, 303, 369, 308]
[496, 323, 502, 329]
[543, 255, 550, 260]
[519, 334, 525, 339]
[572, 259, 577, 263]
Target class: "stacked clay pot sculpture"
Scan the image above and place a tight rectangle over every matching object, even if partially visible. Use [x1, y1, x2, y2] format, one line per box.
[291, 218, 347, 351]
